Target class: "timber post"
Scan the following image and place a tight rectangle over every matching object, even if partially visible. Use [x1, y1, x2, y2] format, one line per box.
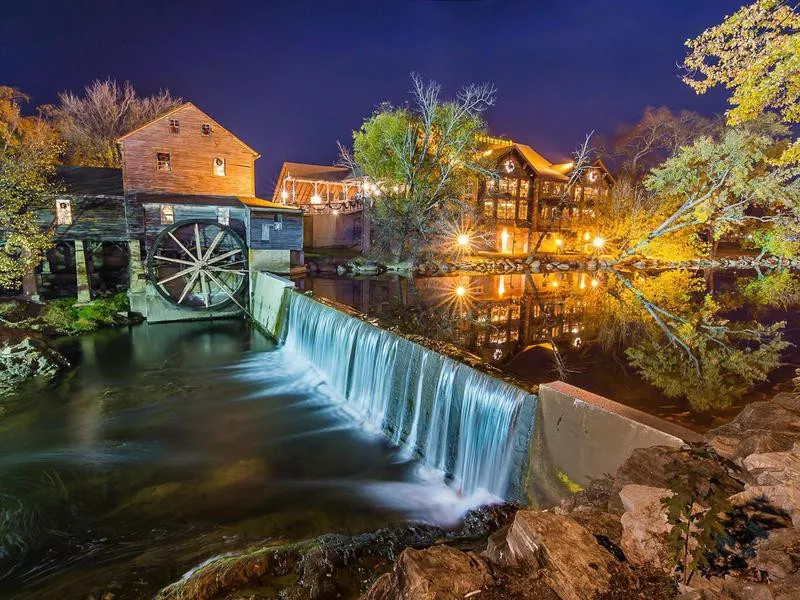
[74, 240, 91, 303]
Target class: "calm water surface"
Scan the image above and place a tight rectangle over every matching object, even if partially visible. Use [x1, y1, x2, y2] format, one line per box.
[0, 321, 471, 599]
[298, 270, 800, 431]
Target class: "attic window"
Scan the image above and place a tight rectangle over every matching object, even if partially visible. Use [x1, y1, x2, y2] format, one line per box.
[201, 123, 212, 136]
[156, 152, 171, 172]
[55, 199, 72, 225]
[213, 157, 226, 177]
[160, 204, 174, 224]
[169, 119, 180, 134]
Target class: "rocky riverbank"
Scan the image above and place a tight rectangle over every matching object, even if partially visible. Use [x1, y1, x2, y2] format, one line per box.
[154, 389, 800, 600]
[0, 294, 142, 397]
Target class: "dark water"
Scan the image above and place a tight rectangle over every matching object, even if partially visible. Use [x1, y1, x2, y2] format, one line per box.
[0, 321, 469, 599]
[298, 270, 800, 431]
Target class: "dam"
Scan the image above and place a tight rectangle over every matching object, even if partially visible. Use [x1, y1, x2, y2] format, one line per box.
[251, 271, 700, 505]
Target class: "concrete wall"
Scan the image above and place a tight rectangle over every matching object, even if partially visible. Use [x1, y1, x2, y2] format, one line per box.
[249, 248, 292, 274]
[528, 381, 702, 503]
[249, 270, 295, 340]
[128, 283, 242, 324]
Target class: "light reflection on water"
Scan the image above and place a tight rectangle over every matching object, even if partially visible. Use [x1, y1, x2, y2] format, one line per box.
[0, 320, 485, 599]
[298, 270, 800, 431]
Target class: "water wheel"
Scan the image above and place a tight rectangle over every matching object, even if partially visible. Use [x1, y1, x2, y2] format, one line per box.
[147, 219, 248, 310]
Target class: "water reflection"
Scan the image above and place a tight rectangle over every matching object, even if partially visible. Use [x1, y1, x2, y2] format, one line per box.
[299, 269, 800, 429]
[0, 321, 472, 599]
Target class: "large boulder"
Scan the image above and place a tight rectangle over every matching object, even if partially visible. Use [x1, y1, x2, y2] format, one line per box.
[706, 398, 800, 464]
[742, 442, 800, 487]
[483, 510, 615, 600]
[361, 545, 492, 600]
[0, 335, 67, 397]
[750, 527, 800, 581]
[618, 484, 675, 571]
[729, 485, 800, 529]
[613, 446, 742, 504]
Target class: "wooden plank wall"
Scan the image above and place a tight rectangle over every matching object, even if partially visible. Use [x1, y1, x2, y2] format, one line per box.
[249, 213, 303, 250]
[120, 104, 256, 197]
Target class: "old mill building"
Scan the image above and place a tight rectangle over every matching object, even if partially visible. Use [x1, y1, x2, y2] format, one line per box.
[26, 102, 303, 322]
[272, 135, 613, 254]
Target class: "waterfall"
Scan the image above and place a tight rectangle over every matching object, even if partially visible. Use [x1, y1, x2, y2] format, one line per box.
[282, 292, 536, 501]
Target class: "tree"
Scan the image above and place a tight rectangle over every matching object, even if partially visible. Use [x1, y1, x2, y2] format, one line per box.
[345, 74, 495, 262]
[683, 0, 800, 168]
[51, 79, 181, 167]
[613, 123, 800, 264]
[609, 106, 717, 179]
[0, 87, 63, 289]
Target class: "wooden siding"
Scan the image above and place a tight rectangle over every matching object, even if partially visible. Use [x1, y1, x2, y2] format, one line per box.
[139, 203, 248, 255]
[36, 195, 129, 241]
[120, 105, 256, 197]
[249, 213, 303, 250]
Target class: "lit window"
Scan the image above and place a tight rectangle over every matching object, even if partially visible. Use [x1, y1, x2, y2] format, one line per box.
[201, 123, 212, 136]
[160, 204, 174, 224]
[510, 305, 521, 320]
[483, 200, 494, 217]
[497, 200, 515, 219]
[519, 180, 529, 197]
[217, 207, 230, 226]
[213, 157, 226, 177]
[273, 214, 283, 230]
[55, 199, 72, 225]
[261, 222, 270, 241]
[169, 119, 180, 134]
[518, 199, 528, 220]
[156, 152, 171, 172]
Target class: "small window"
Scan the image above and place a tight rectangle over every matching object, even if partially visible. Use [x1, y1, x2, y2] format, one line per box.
[160, 204, 174, 224]
[217, 207, 230, 226]
[157, 152, 171, 172]
[201, 123, 212, 136]
[213, 157, 226, 177]
[55, 199, 72, 225]
[273, 214, 283, 230]
[261, 222, 270, 241]
[169, 119, 180, 134]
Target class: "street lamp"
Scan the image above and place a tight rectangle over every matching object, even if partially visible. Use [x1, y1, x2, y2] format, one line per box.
[592, 236, 605, 250]
[457, 233, 470, 247]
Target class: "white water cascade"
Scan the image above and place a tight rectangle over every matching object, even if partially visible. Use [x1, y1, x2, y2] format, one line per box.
[282, 292, 536, 501]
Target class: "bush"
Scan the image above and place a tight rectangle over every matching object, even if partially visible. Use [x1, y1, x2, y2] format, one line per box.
[40, 293, 129, 335]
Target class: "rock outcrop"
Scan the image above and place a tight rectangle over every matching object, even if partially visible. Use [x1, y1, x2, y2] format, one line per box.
[0, 335, 68, 397]
[618, 484, 675, 571]
[362, 545, 492, 600]
[484, 510, 615, 600]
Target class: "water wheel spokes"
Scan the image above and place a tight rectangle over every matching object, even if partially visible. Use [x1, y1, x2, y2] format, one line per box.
[147, 219, 248, 311]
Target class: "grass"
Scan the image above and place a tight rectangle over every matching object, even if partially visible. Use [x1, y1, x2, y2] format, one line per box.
[40, 293, 130, 335]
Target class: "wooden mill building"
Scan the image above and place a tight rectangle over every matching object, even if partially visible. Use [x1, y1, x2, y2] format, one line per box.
[24, 102, 303, 322]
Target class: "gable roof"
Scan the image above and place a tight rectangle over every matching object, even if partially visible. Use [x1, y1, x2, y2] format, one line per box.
[116, 102, 261, 158]
[279, 162, 353, 182]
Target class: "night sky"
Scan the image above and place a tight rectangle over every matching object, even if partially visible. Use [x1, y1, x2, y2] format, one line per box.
[2, 0, 740, 197]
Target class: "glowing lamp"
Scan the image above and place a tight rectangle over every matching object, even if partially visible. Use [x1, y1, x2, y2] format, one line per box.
[280, 189, 289, 201]
[457, 233, 470, 247]
[583, 232, 591, 241]
[550, 281, 559, 288]
[592, 236, 605, 249]
[455, 285, 467, 297]
[310, 194, 322, 204]
[555, 238, 563, 248]
[590, 279, 600, 288]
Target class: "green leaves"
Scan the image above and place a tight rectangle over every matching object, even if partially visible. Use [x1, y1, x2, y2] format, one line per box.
[0, 86, 63, 289]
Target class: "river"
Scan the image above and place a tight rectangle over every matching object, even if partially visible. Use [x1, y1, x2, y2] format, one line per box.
[0, 320, 476, 599]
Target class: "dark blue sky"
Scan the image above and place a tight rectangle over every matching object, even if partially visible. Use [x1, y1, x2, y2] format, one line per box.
[2, 0, 740, 196]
